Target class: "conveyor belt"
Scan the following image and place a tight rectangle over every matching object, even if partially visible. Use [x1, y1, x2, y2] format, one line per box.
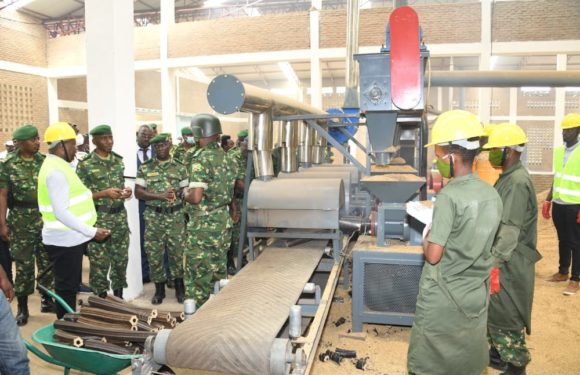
[165, 241, 326, 374]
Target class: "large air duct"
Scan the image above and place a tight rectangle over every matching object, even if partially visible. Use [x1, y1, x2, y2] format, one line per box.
[430, 70, 580, 87]
[343, 0, 360, 109]
[280, 120, 299, 173]
[299, 122, 315, 168]
[249, 111, 274, 180]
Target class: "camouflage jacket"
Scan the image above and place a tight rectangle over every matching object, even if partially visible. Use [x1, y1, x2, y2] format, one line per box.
[188, 142, 235, 213]
[136, 158, 188, 208]
[76, 151, 126, 209]
[182, 145, 199, 174]
[227, 146, 246, 181]
[172, 143, 195, 164]
[0, 150, 45, 205]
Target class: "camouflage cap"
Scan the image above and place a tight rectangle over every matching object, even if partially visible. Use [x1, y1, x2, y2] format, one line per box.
[89, 124, 112, 136]
[12, 124, 38, 141]
[150, 133, 171, 145]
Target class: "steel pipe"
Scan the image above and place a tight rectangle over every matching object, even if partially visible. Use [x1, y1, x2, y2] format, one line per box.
[280, 120, 299, 173]
[430, 70, 580, 87]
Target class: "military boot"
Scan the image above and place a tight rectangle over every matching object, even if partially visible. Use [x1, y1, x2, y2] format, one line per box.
[40, 293, 56, 313]
[501, 363, 526, 375]
[98, 291, 108, 299]
[15, 296, 29, 326]
[113, 288, 123, 299]
[489, 346, 507, 371]
[227, 249, 236, 276]
[152, 282, 165, 305]
[174, 279, 185, 303]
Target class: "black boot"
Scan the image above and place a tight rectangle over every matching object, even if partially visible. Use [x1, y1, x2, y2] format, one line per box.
[98, 291, 108, 298]
[166, 279, 175, 289]
[489, 346, 508, 371]
[174, 279, 185, 303]
[113, 288, 123, 299]
[227, 248, 236, 276]
[151, 282, 165, 305]
[15, 296, 29, 326]
[40, 293, 56, 313]
[501, 363, 527, 375]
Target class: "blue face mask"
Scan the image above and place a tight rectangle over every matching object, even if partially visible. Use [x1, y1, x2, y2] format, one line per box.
[185, 136, 195, 145]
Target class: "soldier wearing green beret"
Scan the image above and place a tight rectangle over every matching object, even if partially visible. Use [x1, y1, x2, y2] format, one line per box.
[184, 115, 237, 306]
[149, 123, 158, 136]
[172, 127, 196, 164]
[224, 129, 249, 275]
[76, 124, 132, 299]
[135, 133, 187, 305]
[0, 124, 55, 326]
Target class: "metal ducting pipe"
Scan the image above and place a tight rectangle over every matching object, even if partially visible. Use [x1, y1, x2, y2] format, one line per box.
[281, 120, 299, 173]
[312, 133, 327, 165]
[299, 122, 315, 168]
[249, 111, 274, 180]
[343, 0, 360, 109]
[430, 70, 580, 87]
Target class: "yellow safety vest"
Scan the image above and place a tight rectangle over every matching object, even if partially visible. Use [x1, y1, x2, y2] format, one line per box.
[553, 145, 580, 204]
[37, 156, 97, 230]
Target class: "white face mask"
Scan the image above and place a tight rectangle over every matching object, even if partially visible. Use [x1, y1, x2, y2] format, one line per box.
[186, 136, 195, 145]
[76, 133, 85, 146]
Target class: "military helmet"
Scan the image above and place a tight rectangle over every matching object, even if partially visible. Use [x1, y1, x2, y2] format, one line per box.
[191, 114, 221, 138]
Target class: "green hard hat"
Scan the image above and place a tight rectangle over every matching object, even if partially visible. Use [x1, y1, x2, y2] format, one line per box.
[191, 113, 221, 138]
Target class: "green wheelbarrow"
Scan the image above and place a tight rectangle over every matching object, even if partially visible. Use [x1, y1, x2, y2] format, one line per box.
[24, 286, 142, 375]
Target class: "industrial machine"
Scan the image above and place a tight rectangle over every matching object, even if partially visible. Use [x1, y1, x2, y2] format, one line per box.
[147, 5, 430, 375]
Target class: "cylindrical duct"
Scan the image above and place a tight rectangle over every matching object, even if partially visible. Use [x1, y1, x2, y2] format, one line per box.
[280, 121, 299, 173]
[250, 111, 274, 180]
[299, 123, 315, 167]
[343, 0, 360, 109]
[430, 70, 580, 87]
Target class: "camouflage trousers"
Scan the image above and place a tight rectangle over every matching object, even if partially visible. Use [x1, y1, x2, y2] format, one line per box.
[87, 210, 130, 296]
[8, 208, 53, 296]
[144, 209, 185, 283]
[488, 327, 531, 367]
[229, 197, 243, 254]
[185, 207, 232, 306]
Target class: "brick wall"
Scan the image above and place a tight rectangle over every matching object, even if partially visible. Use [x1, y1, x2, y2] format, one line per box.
[58, 77, 87, 102]
[0, 70, 48, 146]
[168, 12, 310, 58]
[493, 0, 580, 42]
[58, 108, 88, 134]
[531, 174, 554, 195]
[47, 34, 85, 68]
[135, 26, 160, 60]
[0, 8, 46, 67]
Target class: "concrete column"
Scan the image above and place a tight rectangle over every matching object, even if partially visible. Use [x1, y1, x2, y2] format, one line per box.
[85, 0, 142, 300]
[554, 54, 567, 170]
[479, 0, 492, 123]
[161, 0, 177, 137]
[47, 77, 59, 124]
[310, 0, 322, 108]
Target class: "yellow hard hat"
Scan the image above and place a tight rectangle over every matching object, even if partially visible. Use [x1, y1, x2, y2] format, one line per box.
[561, 113, 580, 129]
[44, 122, 76, 143]
[424, 110, 484, 148]
[482, 123, 498, 136]
[482, 123, 528, 149]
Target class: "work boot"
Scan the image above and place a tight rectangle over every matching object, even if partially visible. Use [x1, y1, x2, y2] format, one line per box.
[489, 346, 507, 371]
[15, 296, 29, 326]
[113, 288, 123, 299]
[40, 293, 56, 313]
[151, 282, 165, 305]
[174, 278, 185, 303]
[548, 272, 569, 282]
[501, 363, 526, 375]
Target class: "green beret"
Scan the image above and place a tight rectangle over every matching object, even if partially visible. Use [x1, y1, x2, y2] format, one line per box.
[149, 123, 157, 129]
[181, 127, 193, 136]
[12, 124, 38, 141]
[150, 133, 170, 145]
[237, 129, 249, 138]
[90, 124, 112, 136]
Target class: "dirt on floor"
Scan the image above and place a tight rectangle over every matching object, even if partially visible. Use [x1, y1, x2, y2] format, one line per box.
[311, 191, 580, 375]
[19, 191, 580, 374]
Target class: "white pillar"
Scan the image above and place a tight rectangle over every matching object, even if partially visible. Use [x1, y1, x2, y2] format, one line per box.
[47, 77, 59, 124]
[479, 0, 492, 123]
[310, 0, 322, 108]
[161, 0, 177, 135]
[554, 54, 567, 169]
[85, 0, 142, 300]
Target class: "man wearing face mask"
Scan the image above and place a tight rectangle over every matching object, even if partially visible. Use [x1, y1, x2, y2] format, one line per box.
[483, 123, 541, 375]
[38, 122, 110, 318]
[135, 133, 187, 305]
[172, 127, 196, 164]
[407, 110, 503, 375]
[542, 113, 580, 296]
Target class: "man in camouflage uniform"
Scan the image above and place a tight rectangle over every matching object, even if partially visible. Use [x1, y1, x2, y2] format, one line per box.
[225, 129, 249, 275]
[172, 127, 196, 164]
[184, 114, 236, 306]
[77, 125, 132, 300]
[135, 133, 187, 305]
[0, 125, 54, 326]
